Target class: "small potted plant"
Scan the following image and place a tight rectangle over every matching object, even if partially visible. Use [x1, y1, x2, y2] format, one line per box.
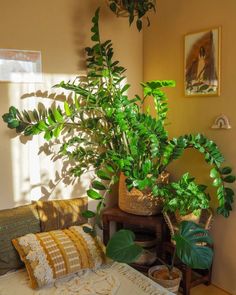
[163, 173, 210, 223]
[2, 9, 235, 262]
[107, 221, 213, 294]
[107, 0, 156, 31]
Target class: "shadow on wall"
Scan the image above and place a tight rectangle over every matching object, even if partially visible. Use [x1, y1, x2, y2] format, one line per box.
[36, 198, 87, 232]
[0, 1, 119, 210]
[70, 0, 114, 72]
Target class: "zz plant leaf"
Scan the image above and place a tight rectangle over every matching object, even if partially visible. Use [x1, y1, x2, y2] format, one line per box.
[87, 189, 103, 200]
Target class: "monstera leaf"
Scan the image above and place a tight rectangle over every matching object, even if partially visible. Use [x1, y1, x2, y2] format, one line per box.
[173, 221, 213, 269]
[106, 229, 143, 263]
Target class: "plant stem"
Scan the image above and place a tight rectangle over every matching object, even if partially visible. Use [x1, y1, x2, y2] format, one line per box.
[170, 246, 177, 275]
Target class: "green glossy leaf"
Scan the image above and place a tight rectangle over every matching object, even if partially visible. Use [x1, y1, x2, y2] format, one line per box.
[223, 175, 236, 183]
[9, 106, 18, 116]
[221, 166, 232, 175]
[173, 221, 213, 269]
[109, 2, 117, 13]
[106, 229, 143, 263]
[121, 84, 130, 93]
[92, 180, 106, 190]
[225, 187, 234, 197]
[87, 189, 103, 200]
[2, 113, 12, 123]
[53, 124, 63, 138]
[82, 210, 96, 218]
[44, 130, 52, 141]
[210, 167, 218, 178]
[82, 225, 95, 236]
[97, 170, 111, 180]
[7, 119, 19, 129]
[212, 177, 222, 187]
[64, 101, 72, 116]
[136, 19, 142, 31]
[37, 121, 48, 131]
[53, 108, 63, 123]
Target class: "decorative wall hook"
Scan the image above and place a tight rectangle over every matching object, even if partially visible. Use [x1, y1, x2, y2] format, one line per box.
[211, 114, 232, 129]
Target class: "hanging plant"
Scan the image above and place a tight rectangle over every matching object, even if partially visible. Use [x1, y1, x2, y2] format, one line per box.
[107, 0, 156, 31]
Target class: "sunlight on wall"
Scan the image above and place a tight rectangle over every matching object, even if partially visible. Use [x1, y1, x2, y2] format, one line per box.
[8, 73, 94, 206]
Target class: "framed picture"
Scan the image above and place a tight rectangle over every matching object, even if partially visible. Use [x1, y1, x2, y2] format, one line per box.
[184, 27, 221, 96]
[0, 49, 42, 83]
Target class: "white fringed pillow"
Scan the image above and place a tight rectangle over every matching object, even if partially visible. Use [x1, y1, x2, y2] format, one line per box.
[12, 225, 106, 289]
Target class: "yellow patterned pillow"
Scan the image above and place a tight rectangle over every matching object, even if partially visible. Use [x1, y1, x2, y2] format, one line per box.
[12, 225, 106, 289]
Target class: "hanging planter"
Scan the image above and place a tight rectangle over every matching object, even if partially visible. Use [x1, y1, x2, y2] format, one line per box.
[107, 0, 156, 31]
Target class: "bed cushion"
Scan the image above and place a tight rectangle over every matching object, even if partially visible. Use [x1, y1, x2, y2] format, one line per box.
[36, 198, 87, 232]
[0, 204, 40, 275]
[12, 224, 106, 289]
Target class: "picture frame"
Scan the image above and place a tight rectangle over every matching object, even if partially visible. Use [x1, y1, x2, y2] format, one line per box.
[184, 27, 221, 97]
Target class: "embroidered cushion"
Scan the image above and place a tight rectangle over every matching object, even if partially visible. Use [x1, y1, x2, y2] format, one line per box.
[12, 225, 106, 289]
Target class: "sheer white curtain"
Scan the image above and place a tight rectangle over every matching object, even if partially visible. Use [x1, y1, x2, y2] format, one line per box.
[9, 74, 92, 206]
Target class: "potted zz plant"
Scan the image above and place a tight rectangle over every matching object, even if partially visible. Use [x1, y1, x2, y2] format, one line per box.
[107, 0, 156, 31]
[2, 8, 235, 271]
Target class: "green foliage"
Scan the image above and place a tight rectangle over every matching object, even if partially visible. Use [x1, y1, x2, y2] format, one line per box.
[82, 210, 96, 218]
[163, 173, 210, 216]
[106, 229, 143, 263]
[1, 8, 235, 270]
[173, 221, 213, 269]
[106, 221, 213, 270]
[107, 0, 156, 31]
[2, 9, 235, 219]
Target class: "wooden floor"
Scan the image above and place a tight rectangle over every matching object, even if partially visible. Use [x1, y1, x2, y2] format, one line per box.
[178, 284, 230, 295]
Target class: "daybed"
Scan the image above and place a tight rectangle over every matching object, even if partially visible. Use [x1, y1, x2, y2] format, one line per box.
[0, 199, 173, 295]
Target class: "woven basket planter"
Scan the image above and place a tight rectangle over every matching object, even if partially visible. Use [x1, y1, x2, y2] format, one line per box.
[148, 265, 182, 294]
[118, 172, 169, 216]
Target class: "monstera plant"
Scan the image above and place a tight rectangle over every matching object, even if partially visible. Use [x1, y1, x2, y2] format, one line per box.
[2, 9, 235, 264]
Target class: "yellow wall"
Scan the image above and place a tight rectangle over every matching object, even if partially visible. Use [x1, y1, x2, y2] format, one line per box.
[143, 0, 236, 293]
[0, 0, 142, 209]
[1, 0, 235, 293]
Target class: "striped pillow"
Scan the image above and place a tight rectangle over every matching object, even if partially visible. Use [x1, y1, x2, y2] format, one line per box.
[12, 225, 106, 289]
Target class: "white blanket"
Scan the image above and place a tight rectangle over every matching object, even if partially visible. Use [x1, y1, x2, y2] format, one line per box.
[0, 263, 173, 295]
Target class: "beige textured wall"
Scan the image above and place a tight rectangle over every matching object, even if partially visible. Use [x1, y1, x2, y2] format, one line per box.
[0, 0, 143, 209]
[143, 0, 236, 293]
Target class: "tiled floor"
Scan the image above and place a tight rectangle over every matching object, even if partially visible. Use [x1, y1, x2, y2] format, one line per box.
[179, 284, 230, 295]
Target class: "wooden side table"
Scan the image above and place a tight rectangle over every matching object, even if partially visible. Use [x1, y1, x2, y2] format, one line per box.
[102, 206, 168, 272]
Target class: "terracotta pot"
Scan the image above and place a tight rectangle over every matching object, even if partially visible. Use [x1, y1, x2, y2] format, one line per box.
[118, 172, 169, 216]
[148, 265, 182, 294]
